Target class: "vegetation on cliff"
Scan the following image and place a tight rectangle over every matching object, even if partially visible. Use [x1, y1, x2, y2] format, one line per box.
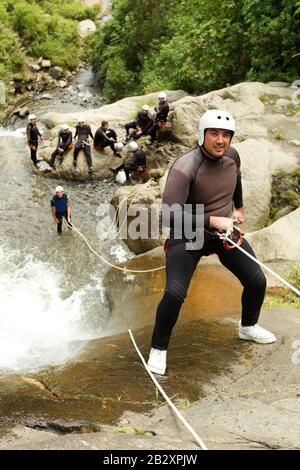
[0, 0, 98, 83]
[90, 0, 300, 101]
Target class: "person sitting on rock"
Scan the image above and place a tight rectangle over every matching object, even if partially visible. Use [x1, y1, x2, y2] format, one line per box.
[124, 105, 153, 141]
[49, 124, 73, 168]
[94, 121, 123, 157]
[26, 114, 43, 165]
[110, 141, 146, 184]
[50, 185, 72, 235]
[146, 92, 170, 145]
[73, 118, 94, 173]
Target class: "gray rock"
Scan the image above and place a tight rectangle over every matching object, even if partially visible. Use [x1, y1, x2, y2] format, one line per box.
[78, 20, 96, 38]
[42, 118, 55, 129]
[288, 139, 300, 147]
[41, 94, 52, 100]
[41, 59, 51, 68]
[59, 80, 68, 88]
[15, 107, 29, 118]
[267, 81, 289, 88]
[291, 79, 300, 89]
[37, 57, 43, 65]
[49, 66, 63, 80]
[0, 80, 6, 105]
[30, 64, 41, 72]
[36, 160, 52, 172]
[275, 98, 291, 110]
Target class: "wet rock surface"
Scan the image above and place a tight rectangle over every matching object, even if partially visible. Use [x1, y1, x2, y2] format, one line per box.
[0, 308, 299, 450]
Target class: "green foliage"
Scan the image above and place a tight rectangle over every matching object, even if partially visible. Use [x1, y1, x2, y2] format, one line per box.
[0, 0, 99, 82]
[91, 0, 300, 102]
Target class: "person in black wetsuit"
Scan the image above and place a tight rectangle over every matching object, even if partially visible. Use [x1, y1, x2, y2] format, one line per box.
[146, 92, 169, 145]
[110, 141, 146, 183]
[124, 105, 153, 141]
[49, 124, 73, 168]
[94, 121, 122, 157]
[73, 118, 94, 173]
[26, 114, 43, 165]
[50, 186, 72, 234]
[147, 109, 276, 376]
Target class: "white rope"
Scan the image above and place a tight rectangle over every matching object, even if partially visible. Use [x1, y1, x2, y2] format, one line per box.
[70, 223, 165, 273]
[220, 231, 300, 297]
[128, 329, 208, 450]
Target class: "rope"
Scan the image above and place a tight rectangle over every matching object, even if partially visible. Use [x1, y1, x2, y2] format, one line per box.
[128, 329, 208, 450]
[70, 223, 165, 273]
[219, 230, 300, 297]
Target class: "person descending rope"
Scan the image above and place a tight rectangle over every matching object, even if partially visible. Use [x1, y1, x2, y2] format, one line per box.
[110, 141, 146, 184]
[94, 121, 123, 157]
[26, 114, 43, 165]
[124, 104, 153, 141]
[73, 118, 94, 173]
[147, 109, 276, 376]
[49, 124, 73, 168]
[50, 186, 72, 235]
[146, 92, 169, 145]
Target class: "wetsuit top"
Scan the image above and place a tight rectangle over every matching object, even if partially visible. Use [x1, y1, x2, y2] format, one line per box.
[94, 127, 116, 146]
[128, 149, 146, 168]
[162, 145, 243, 243]
[51, 193, 69, 215]
[26, 123, 41, 143]
[74, 125, 94, 142]
[57, 130, 72, 150]
[154, 101, 169, 122]
[135, 111, 153, 130]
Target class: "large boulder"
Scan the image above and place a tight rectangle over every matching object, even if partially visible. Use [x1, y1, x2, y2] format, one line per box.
[234, 139, 298, 231]
[246, 208, 300, 263]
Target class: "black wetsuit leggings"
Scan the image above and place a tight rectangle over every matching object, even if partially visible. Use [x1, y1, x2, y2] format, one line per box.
[74, 141, 92, 167]
[151, 238, 267, 350]
[56, 212, 71, 234]
[29, 141, 38, 165]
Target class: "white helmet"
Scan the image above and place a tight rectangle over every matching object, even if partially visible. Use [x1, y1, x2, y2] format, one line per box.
[114, 142, 123, 152]
[55, 185, 64, 193]
[199, 109, 235, 145]
[128, 141, 138, 152]
[61, 124, 69, 131]
[158, 92, 167, 100]
[78, 117, 85, 123]
[28, 114, 36, 121]
[142, 104, 150, 111]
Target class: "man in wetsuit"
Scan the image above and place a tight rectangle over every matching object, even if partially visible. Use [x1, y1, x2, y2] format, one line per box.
[50, 186, 72, 234]
[73, 118, 94, 173]
[26, 114, 43, 165]
[146, 92, 169, 145]
[94, 121, 122, 157]
[49, 124, 73, 168]
[147, 109, 276, 375]
[110, 141, 146, 183]
[124, 105, 153, 141]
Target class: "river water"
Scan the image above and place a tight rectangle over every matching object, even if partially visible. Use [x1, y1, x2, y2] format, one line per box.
[0, 76, 130, 375]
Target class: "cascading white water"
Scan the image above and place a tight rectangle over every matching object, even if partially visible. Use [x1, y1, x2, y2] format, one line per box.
[0, 244, 107, 373]
[0, 123, 130, 374]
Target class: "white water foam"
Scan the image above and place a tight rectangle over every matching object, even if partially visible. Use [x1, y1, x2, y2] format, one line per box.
[0, 126, 25, 139]
[0, 245, 105, 374]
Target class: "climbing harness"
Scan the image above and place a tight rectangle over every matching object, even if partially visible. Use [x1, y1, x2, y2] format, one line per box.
[128, 329, 208, 450]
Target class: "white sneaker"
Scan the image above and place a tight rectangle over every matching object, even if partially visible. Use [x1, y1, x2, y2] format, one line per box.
[147, 348, 167, 375]
[238, 323, 276, 344]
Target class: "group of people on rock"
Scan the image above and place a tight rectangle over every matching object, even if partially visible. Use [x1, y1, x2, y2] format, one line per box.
[26, 92, 170, 176]
[25, 92, 170, 234]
